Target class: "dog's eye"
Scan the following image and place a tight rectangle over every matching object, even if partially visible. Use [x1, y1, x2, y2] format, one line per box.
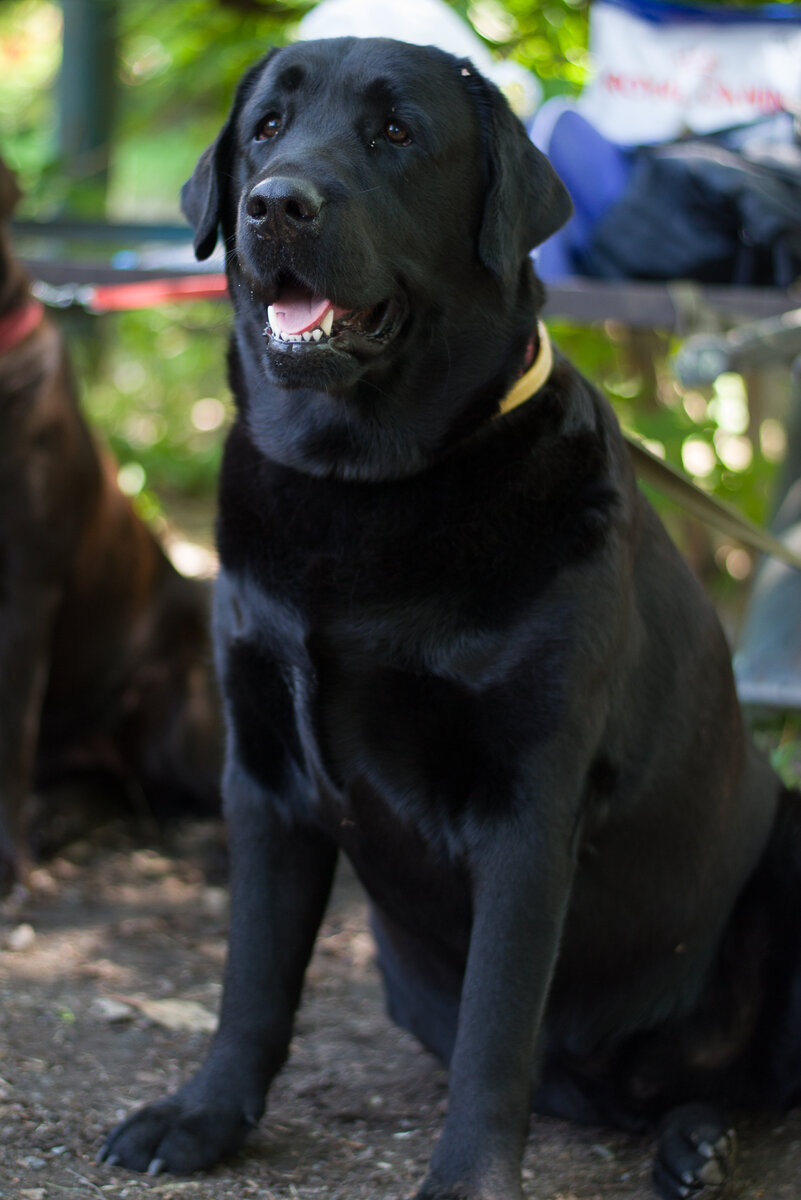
[255, 114, 282, 141]
[383, 119, 412, 147]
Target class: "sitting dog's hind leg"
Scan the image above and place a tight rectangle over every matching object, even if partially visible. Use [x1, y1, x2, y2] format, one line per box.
[532, 1058, 648, 1131]
[653, 1103, 735, 1199]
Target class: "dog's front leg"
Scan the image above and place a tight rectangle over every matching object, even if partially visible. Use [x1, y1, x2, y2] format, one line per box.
[417, 812, 577, 1200]
[0, 581, 61, 893]
[100, 757, 338, 1174]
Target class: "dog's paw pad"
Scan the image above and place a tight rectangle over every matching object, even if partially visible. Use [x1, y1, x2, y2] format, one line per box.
[653, 1103, 735, 1198]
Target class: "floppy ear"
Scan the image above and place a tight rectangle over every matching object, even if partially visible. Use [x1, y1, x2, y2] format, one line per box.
[461, 63, 573, 283]
[181, 52, 277, 261]
[181, 140, 224, 261]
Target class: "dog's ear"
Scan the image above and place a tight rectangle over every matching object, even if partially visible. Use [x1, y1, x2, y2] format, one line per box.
[461, 63, 573, 284]
[181, 138, 225, 262]
[181, 52, 277, 261]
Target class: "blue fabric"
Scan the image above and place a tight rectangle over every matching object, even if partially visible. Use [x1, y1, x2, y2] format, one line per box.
[533, 107, 632, 280]
[535, 111, 801, 284]
[598, 0, 801, 26]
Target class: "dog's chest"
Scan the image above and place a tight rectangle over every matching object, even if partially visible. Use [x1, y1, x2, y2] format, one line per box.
[217, 556, 486, 942]
[221, 555, 508, 775]
[215, 502, 559, 873]
[216, 442, 596, 853]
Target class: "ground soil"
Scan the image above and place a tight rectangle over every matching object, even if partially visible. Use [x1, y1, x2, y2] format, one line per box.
[2, 817, 801, 1200]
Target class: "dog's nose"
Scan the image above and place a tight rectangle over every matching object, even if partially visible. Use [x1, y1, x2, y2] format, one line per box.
[246, 176, 324, 233]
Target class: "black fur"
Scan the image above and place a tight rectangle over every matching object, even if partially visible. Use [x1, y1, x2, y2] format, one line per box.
[101, 38, 798, 1200]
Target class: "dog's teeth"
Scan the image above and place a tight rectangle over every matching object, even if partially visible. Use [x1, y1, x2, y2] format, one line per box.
[302, 331, 312, 342]
[267, 304, 277, 331]
[321, 309, 334, 337]
[289, 334, 302, 343]
[312, 328, 323, 342]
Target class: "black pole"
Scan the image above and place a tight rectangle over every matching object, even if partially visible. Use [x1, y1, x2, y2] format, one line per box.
[57, 0, 118, 216]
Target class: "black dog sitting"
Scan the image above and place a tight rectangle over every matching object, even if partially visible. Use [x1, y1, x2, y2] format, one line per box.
[101, 38, 797, 1199]
[0, 157, 221, 893]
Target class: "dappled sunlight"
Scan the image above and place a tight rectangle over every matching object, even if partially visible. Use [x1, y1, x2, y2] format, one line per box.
[163, 533, 218, 579]
[1, 924, 108, 985]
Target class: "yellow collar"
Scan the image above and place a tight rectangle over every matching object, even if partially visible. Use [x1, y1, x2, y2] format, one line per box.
[497, 320, 553, 417]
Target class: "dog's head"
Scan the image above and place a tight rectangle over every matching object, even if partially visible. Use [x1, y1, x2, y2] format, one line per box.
[182, 38, 571, 477]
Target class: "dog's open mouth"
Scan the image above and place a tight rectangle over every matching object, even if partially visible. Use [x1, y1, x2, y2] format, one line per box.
[263, 279, 404, 352]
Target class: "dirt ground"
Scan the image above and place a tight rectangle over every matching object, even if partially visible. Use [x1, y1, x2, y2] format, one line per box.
[2, 817, 801, 1200]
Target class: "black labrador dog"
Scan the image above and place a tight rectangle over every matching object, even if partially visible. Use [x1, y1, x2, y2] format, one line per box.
[0, 157, 220, 893]
[101, 38, 799, 1200]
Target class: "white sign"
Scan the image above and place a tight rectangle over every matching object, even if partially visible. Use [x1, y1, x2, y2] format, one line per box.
[579, 1, 801, 144]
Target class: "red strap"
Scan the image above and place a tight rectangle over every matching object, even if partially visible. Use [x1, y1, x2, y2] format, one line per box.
[0, 298, 45, 352]
[88, 274, 229, 312]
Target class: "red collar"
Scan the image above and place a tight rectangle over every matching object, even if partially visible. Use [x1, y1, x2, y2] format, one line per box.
[0, 298, 45, 353]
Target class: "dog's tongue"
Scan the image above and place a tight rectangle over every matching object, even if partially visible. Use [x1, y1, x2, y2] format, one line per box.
[271, 285, 333, 335]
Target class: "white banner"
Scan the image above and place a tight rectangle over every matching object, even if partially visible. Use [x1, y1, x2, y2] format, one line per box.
[579, 2, 801, 144]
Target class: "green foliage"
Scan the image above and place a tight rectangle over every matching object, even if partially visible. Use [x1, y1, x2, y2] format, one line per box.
[550, 318, 784, 600]
[0, 1, 62, 193]
[753, 714, 801, 788]
[61, 301, 231, 512]
[466, 0, 590, 97]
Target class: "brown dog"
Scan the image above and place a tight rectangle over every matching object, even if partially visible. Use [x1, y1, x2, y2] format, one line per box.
[0, 158, 221, 894]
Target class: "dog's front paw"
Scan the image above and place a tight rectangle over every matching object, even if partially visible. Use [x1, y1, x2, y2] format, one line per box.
[98, 1094, 256, 1174]
[653, 1103, 735, 1199]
